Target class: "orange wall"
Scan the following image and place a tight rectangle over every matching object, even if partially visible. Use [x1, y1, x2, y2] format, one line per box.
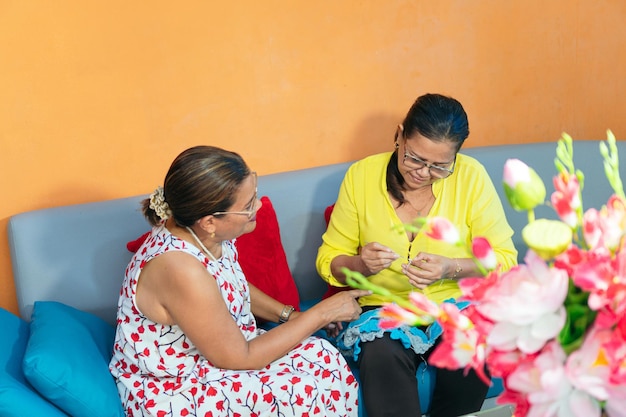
[2, 1, 626, 315]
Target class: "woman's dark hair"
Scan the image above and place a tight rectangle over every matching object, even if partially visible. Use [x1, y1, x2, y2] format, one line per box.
[142, 146, 250, 226]
[387, 93, 469, 205]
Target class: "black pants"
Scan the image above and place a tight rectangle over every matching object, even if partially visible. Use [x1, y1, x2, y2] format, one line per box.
[358, 332, 489, 417]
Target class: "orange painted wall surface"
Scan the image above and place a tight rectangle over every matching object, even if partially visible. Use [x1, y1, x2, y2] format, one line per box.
[2, 1, 626, 315]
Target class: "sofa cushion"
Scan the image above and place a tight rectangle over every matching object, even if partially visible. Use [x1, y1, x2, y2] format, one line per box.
[236, 196, 301, 310]
[22, 301, 124, 417]
[0, 308, 67, 416]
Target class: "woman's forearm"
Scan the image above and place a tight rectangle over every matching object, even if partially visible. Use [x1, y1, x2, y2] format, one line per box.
[248, 283, 294, 323]
[329, 254, 370, 283]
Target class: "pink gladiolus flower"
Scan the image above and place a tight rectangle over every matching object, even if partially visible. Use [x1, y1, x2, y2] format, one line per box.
[594, 283, 626, 330]
[496, 389, 530, 417]
[566, 327, 612, 401]
[472, 237, 497, 271]
[607, 195, 626, 225]
[561, 244, 626, 330]
[493, 351, 538, 414]
[439, 302, 473, 331]
[553, 198, 578, 229]
[486, 348, 527, 380]
[407, 291, 442, 317]
[565, 326, 626, 416]
[507, 341, 602, 417]
[429, 304, 491, 385]
[429, 327, 490, 385]
[551, 172, 581, 228]
[378, 292, 440, 329]
[457, 270, 501, 303]
[604, 386, 626, 417]
[554, 245, 588, 277]
[425, 217, 460, 245]
[378, 303, 422, 329]
[478, 251, 568, 354]
[583, 208, 604, 250]
[568, 249, 614, 310]
[603, 196, 626, 250]
[583, 196, 626, 252]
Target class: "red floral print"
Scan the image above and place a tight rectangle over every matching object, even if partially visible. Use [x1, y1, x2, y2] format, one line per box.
[110, 225, 359, 416]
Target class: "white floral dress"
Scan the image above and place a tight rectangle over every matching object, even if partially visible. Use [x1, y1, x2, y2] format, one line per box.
[109, 225, 359, 417]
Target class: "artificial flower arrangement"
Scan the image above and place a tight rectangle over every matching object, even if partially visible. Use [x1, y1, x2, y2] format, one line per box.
[344, 131, 626, 417]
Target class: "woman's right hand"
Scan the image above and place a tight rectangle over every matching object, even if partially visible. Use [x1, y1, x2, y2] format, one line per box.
[359, 242, 399, 275]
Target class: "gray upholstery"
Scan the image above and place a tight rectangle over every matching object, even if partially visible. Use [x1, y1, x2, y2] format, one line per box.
[8, 161, 352, 324]
[8, 195, 149, 324]
[463, 140, 626, 258]
[8, 141, 625, 326]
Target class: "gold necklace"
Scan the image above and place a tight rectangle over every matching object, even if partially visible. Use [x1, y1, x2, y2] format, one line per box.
[185, 226, 243, 292]
[405, 193, 433, 216]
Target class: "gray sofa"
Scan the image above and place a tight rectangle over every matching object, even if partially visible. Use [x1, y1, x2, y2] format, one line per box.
[5, 140, 624, 416]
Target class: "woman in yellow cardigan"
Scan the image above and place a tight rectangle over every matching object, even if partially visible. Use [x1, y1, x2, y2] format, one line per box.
[316, 93, 518, 417]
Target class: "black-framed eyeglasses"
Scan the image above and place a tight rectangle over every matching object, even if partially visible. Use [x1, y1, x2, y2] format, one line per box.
[402, 142, 455, 179]
[212, 172, 259, 219]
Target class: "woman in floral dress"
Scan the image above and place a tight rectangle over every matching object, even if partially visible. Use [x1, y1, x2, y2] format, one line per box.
[109, 146, 368, 417]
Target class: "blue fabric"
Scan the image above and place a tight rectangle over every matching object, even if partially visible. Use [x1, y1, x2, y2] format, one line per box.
[22, 301, 124, 417]
[337, 299, 470, 362]
[487, 375, 505, 397]
[0, 307, 66, 416]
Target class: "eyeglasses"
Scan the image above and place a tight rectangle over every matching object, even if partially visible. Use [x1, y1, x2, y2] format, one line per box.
[212, 173, 259, 219]
[402, 143, 455, 179]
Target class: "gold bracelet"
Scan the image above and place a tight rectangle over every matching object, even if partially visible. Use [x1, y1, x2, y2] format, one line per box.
[452, 258, 462, 279]
[279, 305, 295, 323]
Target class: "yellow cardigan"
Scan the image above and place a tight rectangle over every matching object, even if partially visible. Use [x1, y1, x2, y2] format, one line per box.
[316, 152, 518, 306]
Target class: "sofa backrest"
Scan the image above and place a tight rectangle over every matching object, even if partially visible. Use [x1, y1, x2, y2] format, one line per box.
[8, 140, 625, 324]
[463, 140, 626, 261]
[8, 161, 352, 324]
[8, 196, 150, 324]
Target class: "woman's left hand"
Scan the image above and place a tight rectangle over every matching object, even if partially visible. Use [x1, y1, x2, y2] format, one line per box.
[324, 321, 343, 338]
[402, 252, 453, 289]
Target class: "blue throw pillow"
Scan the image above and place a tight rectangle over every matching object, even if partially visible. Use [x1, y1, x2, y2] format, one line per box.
[22, 301, 124, 417]
[0, 307, 66, 416]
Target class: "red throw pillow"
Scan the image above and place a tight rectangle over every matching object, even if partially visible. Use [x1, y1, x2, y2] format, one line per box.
[321, 203, 352, 299]
[127, 231, 150, 253]
[125, 196, 300, 311]
[236, 196, 300, 311]
[324, 203, 335, 226]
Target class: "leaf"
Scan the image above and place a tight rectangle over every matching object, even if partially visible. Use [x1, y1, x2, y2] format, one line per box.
[558, 281, 596, 354]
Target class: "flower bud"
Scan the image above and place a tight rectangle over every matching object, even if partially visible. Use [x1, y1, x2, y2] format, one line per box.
[472, 237, 497, 271]
[503, 159, 547, 211]
[425, 217, 461, 245]
[522, 219, 572, 260]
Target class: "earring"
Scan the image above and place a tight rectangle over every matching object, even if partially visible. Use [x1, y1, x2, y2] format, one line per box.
[210, 232, 215, 238]
[394, 142, 399, 149]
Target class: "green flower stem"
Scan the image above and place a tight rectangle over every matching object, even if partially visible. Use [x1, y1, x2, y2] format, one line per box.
[554, 132, 587, 230]
[600, 130, 625, 199]
[470, 254, 489, 276]
[555, 133, 576, 174]
[342, 268, 433, 324]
